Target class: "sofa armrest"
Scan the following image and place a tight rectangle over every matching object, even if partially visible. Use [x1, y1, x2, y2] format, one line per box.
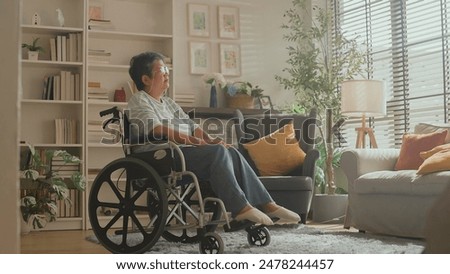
[340, 148, 400, 189]
[302, 148, 320, 178]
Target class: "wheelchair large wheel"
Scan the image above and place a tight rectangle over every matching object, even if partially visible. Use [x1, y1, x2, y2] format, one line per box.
[89, 157, 168, 253]
[162, 185, 221, 244]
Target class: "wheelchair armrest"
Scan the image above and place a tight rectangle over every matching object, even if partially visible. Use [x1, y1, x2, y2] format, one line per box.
[130, 140, 189, 172]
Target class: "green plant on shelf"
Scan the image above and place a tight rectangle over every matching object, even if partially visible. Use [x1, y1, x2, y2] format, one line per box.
[21, 37, 45, 53]
[20, 144, 85, 229]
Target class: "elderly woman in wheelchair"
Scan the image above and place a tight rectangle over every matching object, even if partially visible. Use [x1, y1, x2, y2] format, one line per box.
[88, 51, 300, 254]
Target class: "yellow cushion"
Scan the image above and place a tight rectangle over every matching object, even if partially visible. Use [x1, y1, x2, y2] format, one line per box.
[243, 123, 306, 176]
[420, 143, 450, 160]
[417, 149, 450, 175]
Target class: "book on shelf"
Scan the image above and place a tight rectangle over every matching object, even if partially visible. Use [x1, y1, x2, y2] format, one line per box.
[50, 33, 82, 63]
[88, 87, 110, 101]
[42, 71, 80, 101]
[88, 49, 112, 64]
[49, 38, 57, 61]
[88, 18, 114, 30]
[55, 118, 78, 144]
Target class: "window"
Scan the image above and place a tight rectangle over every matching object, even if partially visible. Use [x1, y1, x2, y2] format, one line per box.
[335, 0, 450, 148]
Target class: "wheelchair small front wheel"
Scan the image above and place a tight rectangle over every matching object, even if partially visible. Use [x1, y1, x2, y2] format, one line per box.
[247, 226, 271, 247]
[199, 232, 224, 254]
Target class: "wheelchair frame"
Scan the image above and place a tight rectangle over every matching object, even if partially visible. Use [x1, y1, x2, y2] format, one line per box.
[88, 106, 271, 253]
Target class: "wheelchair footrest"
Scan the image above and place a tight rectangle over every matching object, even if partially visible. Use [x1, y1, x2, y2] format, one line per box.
[223, 220, 256, 232]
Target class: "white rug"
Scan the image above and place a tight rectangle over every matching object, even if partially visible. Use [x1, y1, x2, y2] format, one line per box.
[86, 225, 425, 254]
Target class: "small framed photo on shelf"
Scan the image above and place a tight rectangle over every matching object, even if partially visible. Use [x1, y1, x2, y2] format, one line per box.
[189, 41, 210, 75]
[258, 96, 274, 110]
[187, 3, 210, 37]
[218, 6, 240, 39]
[220, 43, 241, 76]
[88, 1, 104, 20]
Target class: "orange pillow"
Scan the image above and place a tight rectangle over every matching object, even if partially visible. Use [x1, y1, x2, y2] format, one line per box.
[420, 143, 450, 160]
[243, 123, 306, 176]
[395, 130, 447, 170]
[417, 149, 450, 175]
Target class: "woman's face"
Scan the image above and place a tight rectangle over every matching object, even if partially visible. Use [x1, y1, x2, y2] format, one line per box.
[150, 59, 170, 94]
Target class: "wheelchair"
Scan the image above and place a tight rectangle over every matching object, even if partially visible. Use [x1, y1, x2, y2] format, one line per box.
[88, 106, 271, 254]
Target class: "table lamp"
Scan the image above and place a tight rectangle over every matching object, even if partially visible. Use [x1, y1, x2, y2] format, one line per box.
[341, 80, 386, 148]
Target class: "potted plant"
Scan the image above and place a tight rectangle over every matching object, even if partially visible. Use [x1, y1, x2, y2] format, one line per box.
[202, 73, 264, 109]
[276, 0, 365, 195]
[20, 144, 85, 231]
[222, 81, 264, 109]
[22, 37, 44, 60]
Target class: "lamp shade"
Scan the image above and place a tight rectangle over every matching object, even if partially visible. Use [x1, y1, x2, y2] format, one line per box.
[341, 80, 386, 117]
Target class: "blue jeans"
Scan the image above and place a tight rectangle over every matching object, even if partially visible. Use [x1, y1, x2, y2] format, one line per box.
[180, 145, 273, 216]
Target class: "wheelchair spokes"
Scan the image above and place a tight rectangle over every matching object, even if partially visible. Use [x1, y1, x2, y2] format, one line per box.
[89, 157, 168, 253]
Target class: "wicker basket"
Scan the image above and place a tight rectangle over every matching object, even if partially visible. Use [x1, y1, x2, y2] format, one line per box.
[225, 93, 255, 109]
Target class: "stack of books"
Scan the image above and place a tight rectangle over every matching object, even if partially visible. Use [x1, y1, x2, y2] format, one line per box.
[87, 81, 110, 102]
[88, 19, 114, 30]
[87, 120, 105, 144]
[51, 156, 81, 177]
[88, 49, 111, 64]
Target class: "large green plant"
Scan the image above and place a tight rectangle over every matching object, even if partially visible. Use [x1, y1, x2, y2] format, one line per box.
[276, 0, 365, 194]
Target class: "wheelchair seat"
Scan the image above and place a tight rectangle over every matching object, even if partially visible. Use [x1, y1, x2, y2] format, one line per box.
[88, 106, 272, 253]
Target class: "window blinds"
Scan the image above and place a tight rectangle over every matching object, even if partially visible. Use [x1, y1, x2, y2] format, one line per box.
[335, 0, 450, 148]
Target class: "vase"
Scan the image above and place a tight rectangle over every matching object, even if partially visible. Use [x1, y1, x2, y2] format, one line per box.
[114, 87, 126, 102]
[209, 85, 217, 108]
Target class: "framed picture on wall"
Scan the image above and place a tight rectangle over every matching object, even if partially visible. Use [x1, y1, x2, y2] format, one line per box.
[258, 96, 274, 110]
[220, 43, 241, 76]
[187, 4, 210, 37]
[218, 6, 240, 39]
[189, 41, 210, 74]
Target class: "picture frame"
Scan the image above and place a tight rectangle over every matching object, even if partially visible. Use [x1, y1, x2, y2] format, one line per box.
[88, 1, 104, 20]
[218, 6, 240, 39]
[189, 41, 210, 75]
[187, 4, 210, 37]
[258, 96, 274, 110]
[220, 43, 241, 76]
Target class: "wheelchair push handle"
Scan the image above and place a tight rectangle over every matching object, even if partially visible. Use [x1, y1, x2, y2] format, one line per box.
[100, 106, 119, 117]
[100, 106, 121, 129]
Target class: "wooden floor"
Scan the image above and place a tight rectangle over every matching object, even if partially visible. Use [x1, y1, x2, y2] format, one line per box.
[20, 222, 352, 254]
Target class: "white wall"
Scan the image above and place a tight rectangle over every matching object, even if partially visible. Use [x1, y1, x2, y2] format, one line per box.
[0, 0, 20, 253]
[172, 0, 295, 109]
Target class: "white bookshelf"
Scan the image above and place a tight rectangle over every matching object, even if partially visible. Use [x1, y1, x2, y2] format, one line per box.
[20, 0, 175, 231]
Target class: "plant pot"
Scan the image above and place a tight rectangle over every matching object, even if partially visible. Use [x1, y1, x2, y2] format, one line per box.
[312, 194, 348, 223]
[225, 93, 255, 109]
[28, 51, 39, 61]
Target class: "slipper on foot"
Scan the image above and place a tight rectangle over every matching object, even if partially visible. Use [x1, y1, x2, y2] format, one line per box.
[235, 208, 274, 226]
[266, 207, 300, 224]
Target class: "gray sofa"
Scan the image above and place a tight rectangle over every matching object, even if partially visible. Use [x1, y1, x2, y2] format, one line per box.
[341, 148, 450, 238]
